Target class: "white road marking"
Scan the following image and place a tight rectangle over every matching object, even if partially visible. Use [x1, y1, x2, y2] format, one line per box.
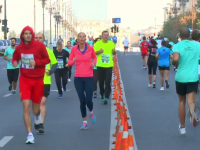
[109, 55, 138, 150]
[51, 89, 72, 92]
[0, 136, 13, 147]
[3, 94, 12, 97]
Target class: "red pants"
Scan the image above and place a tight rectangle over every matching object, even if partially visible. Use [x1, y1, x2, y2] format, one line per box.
[19, 76, 44, 104]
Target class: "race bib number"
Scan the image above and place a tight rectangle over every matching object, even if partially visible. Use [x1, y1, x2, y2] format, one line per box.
[57, 58, 64, 69]
[21, 54, 34, 69]
[101, 54, 110, 63]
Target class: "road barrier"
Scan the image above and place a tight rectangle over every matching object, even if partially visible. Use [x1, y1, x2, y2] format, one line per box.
[112, 54, 135, 150]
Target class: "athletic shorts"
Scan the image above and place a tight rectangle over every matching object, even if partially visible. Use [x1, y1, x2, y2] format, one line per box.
[7, 68, 19, 82]
[142, 53, 148, 57]
[19, 76, 44, 104]
[124, 46, 128, 49]
[159, 66, 170, 70]
[43, 84, 51, 97]
[176, 81, 199, 96]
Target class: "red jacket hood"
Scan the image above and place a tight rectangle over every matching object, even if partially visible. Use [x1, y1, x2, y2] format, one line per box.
[20, 26, 35, 47]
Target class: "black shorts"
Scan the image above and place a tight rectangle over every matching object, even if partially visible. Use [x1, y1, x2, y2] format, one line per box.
[124, 46, 128, 49]
[43, 84, 51, 97]
[159, 66, 170, 70]
[176, 81, 199, 96]
[7, 68, 19, 82]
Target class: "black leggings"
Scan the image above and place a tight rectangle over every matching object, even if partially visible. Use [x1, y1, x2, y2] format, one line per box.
[93, 69, 98, 92]
[54, 69, 68, 94]
[147, 60, 157, 75]
[68, 66, 72, 79]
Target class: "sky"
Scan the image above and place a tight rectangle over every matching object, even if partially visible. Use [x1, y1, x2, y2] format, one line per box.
[0, 0, 173, 36]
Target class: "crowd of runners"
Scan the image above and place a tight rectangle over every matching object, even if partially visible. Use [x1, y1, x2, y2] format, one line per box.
[139, 27, 200, 135]
[3, 26, 116, 144]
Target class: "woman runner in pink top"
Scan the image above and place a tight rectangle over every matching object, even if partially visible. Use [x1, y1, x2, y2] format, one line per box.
[68, 32, 97, 130]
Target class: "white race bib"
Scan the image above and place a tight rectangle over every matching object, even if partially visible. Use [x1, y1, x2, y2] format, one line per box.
[21, 54, 34, 69]
[57, 58, 64, 69]
[101, 54, 110, 64]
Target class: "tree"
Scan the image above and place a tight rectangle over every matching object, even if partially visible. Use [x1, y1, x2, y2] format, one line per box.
[8, 30, 17, 38]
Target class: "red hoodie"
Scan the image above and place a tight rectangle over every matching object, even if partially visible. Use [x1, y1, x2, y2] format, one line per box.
[12, 26, 50, 79]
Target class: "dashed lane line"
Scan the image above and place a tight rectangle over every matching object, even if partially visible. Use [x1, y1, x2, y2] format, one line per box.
[0, 136, 13, 147]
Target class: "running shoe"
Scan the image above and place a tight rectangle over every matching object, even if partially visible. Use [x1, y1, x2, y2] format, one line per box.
[12, 90, 16, 95]
[148, 84, 152, 88]
[26, 134, 34, 144]
[153, 82, 156, 88]
[80, 122, 88, 130]
[101, 97, 104, 103]
[9, 84, 12, 91]
[178, 125, 186, 135]
[93, 92, 97, 98]
[160, 87, 164, 91]
[34, 114, 42, 130]
[190, 111, 198, 127]
[68, 79, 71, 82]
[90, 113, 96, 124]
[63, 86, 66, 92]
[59, 94, 63, 98]
[165, 80, 169, 89]
[104, 98, 108, 105]
[38, 124, 44, 133]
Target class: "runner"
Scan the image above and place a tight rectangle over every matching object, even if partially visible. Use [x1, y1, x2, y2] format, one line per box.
[3, 37, 20, 94]
[93, 38, 101, 98]
[94, 30, 116, 104]
[191, 29, 200, 122]
[173, 27, 200, 134]
[12, 26, 50, 144]
[54, 41, 69, 98]
[64, 41, 72, 82]
[68, 32, 97, 129]
[156, 40, 173, 91]
[35, 32, 58, 133]
[140, 36, 150, 69]
[87, 37, 94, 46]
[123, 36, 129, 55]
[147, 39, 158, 88]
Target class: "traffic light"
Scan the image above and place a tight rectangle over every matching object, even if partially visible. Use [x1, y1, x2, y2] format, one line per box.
[7, 28, 9, 33]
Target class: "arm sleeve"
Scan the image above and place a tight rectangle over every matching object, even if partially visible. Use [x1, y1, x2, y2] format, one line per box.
[35, 44, 50, 66]
[68, 47, 75, 66]
[91, 47, 97, 65]
[12, 47, 21, 65]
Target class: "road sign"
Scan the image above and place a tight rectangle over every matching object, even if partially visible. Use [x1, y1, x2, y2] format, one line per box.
[112, 18, 121, 23]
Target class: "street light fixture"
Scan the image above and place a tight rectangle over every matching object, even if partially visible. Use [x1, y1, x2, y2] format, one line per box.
[39, 0, 48, 36]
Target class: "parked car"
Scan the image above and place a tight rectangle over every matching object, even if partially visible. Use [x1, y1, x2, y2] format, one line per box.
[2, 40, 9, 49]
[16, 38, 21, 45]
[7, 40, 11, 46]
[0, 40, 6, 55]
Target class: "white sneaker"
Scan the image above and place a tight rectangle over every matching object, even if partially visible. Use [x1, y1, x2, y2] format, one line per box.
[179, 125, 186, 135]
[68, 79, 71, 82]
[34, 114, 42, 125]
[148, 84, 152, 87]
[160, 87, 164, 91]
[26, 134, 34, 144]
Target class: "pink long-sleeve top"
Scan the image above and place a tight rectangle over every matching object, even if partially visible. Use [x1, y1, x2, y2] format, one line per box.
[68, 45, 97, 77]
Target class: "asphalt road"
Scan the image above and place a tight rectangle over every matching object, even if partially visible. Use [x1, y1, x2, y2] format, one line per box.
[0, 56, 111, 150]
[117, 52, 200, 150]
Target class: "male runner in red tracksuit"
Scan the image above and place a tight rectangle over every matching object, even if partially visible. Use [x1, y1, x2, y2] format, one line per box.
[12, 26, 50, 144]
